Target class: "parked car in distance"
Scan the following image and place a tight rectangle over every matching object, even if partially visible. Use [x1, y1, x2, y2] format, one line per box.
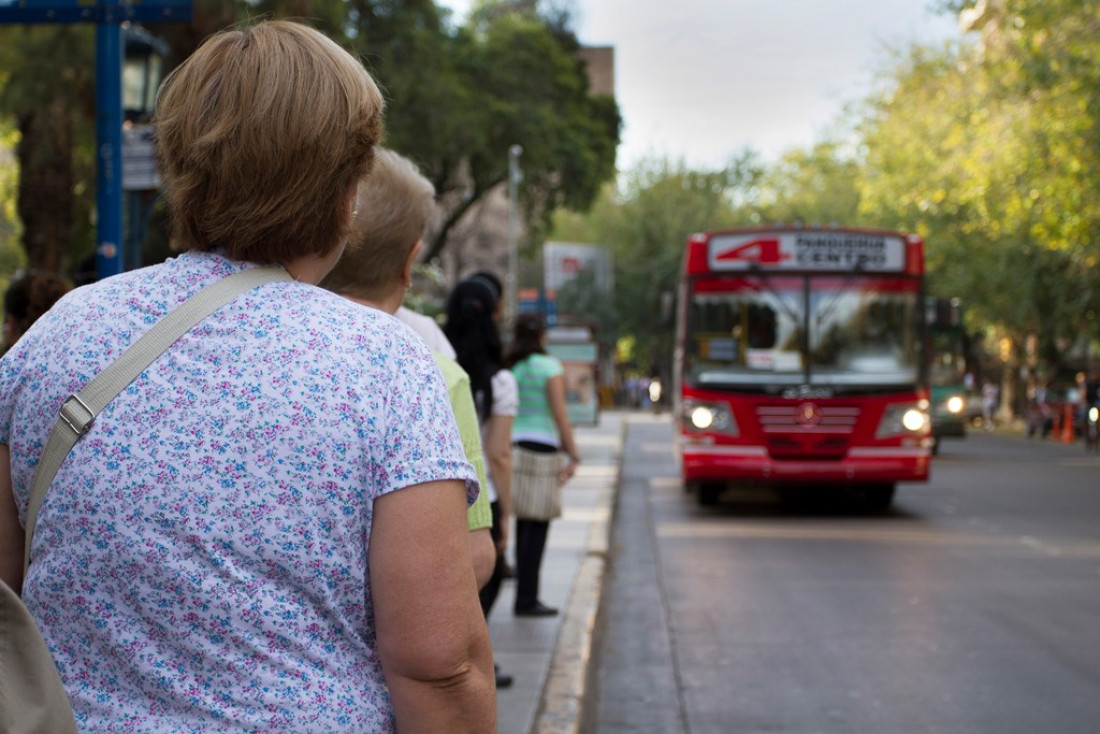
[930, 384, 967, 453]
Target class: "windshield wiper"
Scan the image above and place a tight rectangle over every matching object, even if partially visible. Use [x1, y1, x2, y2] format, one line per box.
[748, 263, 802, 325]
[813, 262, 865, 327]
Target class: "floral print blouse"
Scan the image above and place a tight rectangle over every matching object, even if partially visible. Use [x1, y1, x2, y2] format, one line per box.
[0, 251, 476, 732]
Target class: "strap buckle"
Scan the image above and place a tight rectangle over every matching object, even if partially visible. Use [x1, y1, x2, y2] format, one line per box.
[59, 394, 94, 437]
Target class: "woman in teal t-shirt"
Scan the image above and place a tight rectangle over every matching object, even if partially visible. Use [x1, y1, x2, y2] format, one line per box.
[505, 314, 581, 616]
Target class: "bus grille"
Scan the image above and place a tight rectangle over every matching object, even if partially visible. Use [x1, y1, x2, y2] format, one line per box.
[755, 405, 860, 433]
[755, 404, 860, 460]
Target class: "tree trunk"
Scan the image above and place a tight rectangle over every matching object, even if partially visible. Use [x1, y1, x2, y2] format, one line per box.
[16, 94, 73, 274]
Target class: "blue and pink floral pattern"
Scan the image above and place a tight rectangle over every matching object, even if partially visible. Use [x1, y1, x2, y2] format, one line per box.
[0, 251, 476, 732]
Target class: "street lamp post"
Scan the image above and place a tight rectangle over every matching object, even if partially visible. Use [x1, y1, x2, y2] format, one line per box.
[506, 144, 523, 330]
[95, 17, 125, 280]
[122, 26, 167, 271]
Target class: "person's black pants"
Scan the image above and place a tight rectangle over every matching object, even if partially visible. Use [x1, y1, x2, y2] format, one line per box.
[514, 517, 550, 611]
[479, 501, 504, 617]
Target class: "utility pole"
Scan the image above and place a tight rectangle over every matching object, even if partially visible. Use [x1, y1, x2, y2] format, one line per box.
[506, 144, 523, 331]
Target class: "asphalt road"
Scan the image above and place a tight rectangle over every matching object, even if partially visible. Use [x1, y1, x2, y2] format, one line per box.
[585, 419, 1100, 734]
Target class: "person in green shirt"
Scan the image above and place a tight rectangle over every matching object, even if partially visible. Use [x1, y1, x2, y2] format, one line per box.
[506, 314, 581, 616]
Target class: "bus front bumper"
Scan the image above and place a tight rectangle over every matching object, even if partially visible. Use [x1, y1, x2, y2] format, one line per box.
[681, 444, 931, 484]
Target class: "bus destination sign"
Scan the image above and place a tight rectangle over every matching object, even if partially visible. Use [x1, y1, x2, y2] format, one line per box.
[709, 231, 906, 272]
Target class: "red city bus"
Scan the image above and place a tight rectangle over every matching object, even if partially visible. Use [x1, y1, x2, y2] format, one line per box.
[673, 226, 932, 508]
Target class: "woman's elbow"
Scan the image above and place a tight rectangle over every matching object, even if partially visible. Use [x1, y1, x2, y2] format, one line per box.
[383, 626, 493, 692]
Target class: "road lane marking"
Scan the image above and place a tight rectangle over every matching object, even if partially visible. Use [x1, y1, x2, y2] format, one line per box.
[654, 522, 1100, 557]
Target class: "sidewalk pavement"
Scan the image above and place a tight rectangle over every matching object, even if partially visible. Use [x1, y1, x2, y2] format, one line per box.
[489, 409, 630, 734]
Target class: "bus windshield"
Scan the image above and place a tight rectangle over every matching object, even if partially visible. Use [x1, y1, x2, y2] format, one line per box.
[686, 274, 923, 392]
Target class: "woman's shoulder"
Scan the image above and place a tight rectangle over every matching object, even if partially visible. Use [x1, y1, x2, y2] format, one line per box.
[511, 353, 561, 380]
[530, 352, 563, 374]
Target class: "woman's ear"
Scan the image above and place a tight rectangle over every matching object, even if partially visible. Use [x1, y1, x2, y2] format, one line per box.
[346, 184, 361, 225]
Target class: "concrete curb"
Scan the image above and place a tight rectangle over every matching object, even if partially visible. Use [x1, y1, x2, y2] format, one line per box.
[531, 418, 623, 733]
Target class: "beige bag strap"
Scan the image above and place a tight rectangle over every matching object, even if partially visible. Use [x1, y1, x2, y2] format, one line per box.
[23, 267, 292, 571]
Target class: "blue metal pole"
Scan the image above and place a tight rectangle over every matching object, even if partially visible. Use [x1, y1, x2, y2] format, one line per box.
[95, 10, 124, 280]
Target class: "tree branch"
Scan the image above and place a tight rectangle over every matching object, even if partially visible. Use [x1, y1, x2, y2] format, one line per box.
[422, 174, 506, 262]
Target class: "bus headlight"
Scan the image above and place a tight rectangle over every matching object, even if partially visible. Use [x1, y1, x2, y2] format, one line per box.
[683, 401, 739, 435]
[876, 402, 930, 438]
[946, 395, 965, 414]
[691, 406, 716, 429]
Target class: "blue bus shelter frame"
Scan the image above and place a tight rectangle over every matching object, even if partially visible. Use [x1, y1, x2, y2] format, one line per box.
[0, 1, 191, 280]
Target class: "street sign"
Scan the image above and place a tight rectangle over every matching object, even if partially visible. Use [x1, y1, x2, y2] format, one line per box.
[122, 124, 159, 191]
[0, 0, 190, 24]
[517, 288, 558, 326]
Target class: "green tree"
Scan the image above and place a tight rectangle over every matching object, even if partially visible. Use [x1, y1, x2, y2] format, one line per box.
[0, 112, 26, 287]
[751, 140, 862, 227]
[554, 264, 617, 355]
[856, 3, 1100, 411]
[0, 26, 95, 275]
[351, 1, 620, 262]
[858, 10, 1100, 390]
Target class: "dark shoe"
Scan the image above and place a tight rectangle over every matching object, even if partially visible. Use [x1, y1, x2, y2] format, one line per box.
[502, 562, 515, 580]
[494, 664, 513, 689]
[514, 601, 558, 617]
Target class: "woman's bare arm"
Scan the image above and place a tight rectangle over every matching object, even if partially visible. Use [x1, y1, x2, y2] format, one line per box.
[371, 479, 496, 732]
[485, 414, 513, 552]
[469, 528, 495, 590]
[0, 444, 25, 592]
[546, 375, 580, 479]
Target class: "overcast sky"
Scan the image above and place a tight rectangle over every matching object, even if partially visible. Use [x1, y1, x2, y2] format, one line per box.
[439, 1, 964, 169]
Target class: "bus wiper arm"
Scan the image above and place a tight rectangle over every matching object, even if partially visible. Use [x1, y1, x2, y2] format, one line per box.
[748, 263, 802, 324]
[814, 262, 865, 326]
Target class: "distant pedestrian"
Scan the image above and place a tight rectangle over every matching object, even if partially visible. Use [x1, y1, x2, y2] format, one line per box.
[506, 314, 581, 617]
[982, 378, 999, 431]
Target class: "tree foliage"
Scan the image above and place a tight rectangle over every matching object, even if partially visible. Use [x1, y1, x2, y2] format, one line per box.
[351, 1, 620, 261]
[0, 26, 95, 274]
[752, 141, 862, 227]
[0, 111, 25, 287]
[0, 0, 620, 279]
[858, 2, 1100, 384]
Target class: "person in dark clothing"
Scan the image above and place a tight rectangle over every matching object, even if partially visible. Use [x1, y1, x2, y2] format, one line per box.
[445, 273, 518, 689]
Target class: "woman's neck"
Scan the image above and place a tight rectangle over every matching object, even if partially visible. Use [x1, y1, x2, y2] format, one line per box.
[281, 245, 345, 286]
